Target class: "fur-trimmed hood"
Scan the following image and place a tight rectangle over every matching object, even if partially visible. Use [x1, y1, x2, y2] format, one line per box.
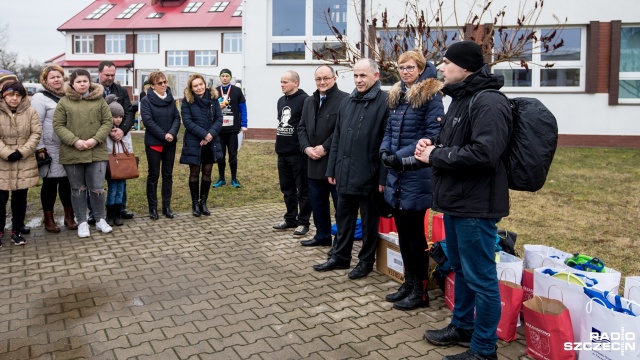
[40, 81, 66, 97]
[63, 82, 105, 101]
[388, 64, 442, 109]
[184, 86, 219, 104]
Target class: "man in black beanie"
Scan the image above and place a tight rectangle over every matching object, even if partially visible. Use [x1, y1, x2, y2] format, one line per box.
[414, 40, 512, 360]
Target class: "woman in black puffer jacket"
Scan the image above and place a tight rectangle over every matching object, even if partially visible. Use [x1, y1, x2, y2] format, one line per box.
[180, 74, 223, 217]
[140, 71, 181, 220]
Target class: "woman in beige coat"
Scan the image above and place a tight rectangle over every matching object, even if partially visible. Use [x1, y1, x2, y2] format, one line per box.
[0, 81, 42, 246]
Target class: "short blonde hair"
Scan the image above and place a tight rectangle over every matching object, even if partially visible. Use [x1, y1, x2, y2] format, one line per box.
[39, 65, 65, 86]
[397, 50, 426, 72]
[148, 71, 167, 86]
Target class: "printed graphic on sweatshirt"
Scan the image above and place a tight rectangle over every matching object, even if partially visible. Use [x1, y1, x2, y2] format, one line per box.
[277, 106, 294, 136]
[219, 97, 234, 126]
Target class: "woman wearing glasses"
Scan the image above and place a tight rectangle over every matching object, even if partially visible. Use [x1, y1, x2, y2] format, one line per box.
[380, 50, 444, 310]
[140, 72, 181, 220]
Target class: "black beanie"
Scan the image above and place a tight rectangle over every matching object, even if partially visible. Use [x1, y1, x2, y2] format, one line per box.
[444, 41, 484, 72]
[220, 68, 232, 77]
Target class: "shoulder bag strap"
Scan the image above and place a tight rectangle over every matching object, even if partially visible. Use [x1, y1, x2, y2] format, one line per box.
[41, 91, 60, 104]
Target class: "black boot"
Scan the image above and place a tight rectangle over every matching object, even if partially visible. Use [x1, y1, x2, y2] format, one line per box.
[385, 272, 414, 302]
[393, 279, 430, 310]
[106, 205, 115, 226]
[189, 181, 200, 217]
[113, 204, 124, 226]
[200, 181, 211, 216]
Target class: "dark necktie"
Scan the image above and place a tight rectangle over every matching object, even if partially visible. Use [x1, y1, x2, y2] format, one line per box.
[319, 95, 326, 108]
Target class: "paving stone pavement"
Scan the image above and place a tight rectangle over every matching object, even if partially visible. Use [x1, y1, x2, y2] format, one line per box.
[0, 203, 531, 360]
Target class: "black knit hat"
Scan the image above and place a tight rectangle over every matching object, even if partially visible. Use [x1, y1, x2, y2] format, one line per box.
[444, 41, 484, 72]
[219, 68, 232, 77]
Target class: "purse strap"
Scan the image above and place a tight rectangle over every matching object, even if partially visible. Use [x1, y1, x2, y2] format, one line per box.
[112, 140, 130, 156]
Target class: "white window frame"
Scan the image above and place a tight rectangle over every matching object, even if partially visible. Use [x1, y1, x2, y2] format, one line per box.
[195, 50, 218, 66]
[619, 25, 640, 104]
[268, 0, 347, 63]
[184, 2, 204, 13]
[117, 3, 144, 19]
[106, 34, 126, 54]
[74, 35, 94, 54]
[223, 33, 243, 53]
[137, 34, 159, 54]
[167, 51, 189, 67]
[85, 4, 114, 19]
[209, 1, 229, 12]
[492, 26, 587, 93]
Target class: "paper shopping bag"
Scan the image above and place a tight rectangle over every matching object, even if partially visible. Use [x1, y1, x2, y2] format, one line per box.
[624, 276, 640, 302]
[523, 296, 576, 360]
[444, 272, 455, 311]
[497, 280, 523, 342]
[524, 244, 572, 270]
[497, 251, 523, 284]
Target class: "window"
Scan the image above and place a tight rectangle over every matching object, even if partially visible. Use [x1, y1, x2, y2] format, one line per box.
[74, 35, 94, 54]
[85, 4, 114, 19]
[232, 4, 243, 17]
[195, 50, 218, 66]
[209, 1, 229, 12]
[619, 26, 640, 103]
[167, 51, 189, 66]
[147, 12, 165, 19]
[270, 0, 347, 62]
[183, 2, 204, 13]
[106, 35, 126, 54]
[223, 33, 243, 53]
[492, 27, 585, 91]
[138, 34, 159, 54]
[117, 3, 144, 19]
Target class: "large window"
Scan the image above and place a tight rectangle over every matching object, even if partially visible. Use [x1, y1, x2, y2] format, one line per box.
[137, 34, 158, 54]
[270, 0, 347, 62]
[492, 27, 585, 91]
[195, 50, 218, 66]
[167, 51, 189, 66]
[619, 26, 640, 103]
[106, 35, 126, 54]
[74, 35, 94, 54]
[223, 33, 242, 53]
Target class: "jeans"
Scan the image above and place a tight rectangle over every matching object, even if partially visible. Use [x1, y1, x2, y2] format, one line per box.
[64, 162, 107, 223]
[40, 177, 72, 211]
[277, 155, 311, 227]
[394, 209, 429, 280]
[0, 189, 28, 233]
[146, 145, 176, 210]
[444, 214, 501, 356]
[217, 132, 239, 180]
[308, 178, 337, 241]
[332, 192, 379, 265]
[106, 180, 126, 205]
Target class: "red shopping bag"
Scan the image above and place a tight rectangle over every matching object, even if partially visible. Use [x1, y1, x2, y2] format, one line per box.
[444, 272, 455, 311]
[521, 269, 534, 318]
[523, 296, 576, 360]
[497, 280, 523, 342]
[432, 213, 445, 242]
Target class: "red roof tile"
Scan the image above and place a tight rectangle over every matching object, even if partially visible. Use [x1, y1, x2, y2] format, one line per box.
[58, 0, 242, 31]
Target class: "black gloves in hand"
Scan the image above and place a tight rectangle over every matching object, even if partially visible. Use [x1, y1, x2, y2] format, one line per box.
[7, 150, 22, 162]
[382, 152, 402, 171]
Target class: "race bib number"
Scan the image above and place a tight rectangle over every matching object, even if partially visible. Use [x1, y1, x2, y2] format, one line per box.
[222, 115, 234, 127]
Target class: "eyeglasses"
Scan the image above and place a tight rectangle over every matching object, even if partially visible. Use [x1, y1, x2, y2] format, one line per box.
[156, 80, 168, 85]
[314, 77, 334, 83]
[398, 66, 417, 73]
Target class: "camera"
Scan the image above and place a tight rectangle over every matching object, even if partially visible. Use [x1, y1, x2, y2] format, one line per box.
[400, 156, 430, 171]
[36, 148, 52, 168]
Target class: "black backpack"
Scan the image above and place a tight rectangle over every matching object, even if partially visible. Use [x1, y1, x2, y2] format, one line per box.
[469, 90, 558, 192]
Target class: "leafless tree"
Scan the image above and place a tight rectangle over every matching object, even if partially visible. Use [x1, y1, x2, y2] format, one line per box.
[0, 23, 19, 73]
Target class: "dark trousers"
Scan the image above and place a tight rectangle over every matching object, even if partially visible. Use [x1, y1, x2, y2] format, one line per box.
[0, 189, 28, 233]
[146, 145, 176, 210]
[394, 209, 429, 280]
[217, 131, 239, 180]
[309, 178, 337, 241]
[332, 192, 380, 264]
[40, 177, 72, 211]
[277, 154, 311, 227]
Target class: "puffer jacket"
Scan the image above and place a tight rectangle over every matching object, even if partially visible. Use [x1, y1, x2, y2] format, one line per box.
[140, 88, 180, 146]
[31, 83, 66, 178]
[429, 65, 512, 218]
[180, 87, 223, 165]
[0, 96, 42, 191]
[326, 80, 389, 195]
[53, 83, 112, 165]
[381, 63, 444, 210]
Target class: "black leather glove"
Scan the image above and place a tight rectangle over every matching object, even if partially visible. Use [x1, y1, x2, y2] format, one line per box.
[7, 150, 22, 162]
[382, 153, 402, 171]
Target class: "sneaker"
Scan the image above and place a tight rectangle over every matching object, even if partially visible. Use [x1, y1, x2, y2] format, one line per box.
[95, 219, 113, 234]
[272, 221, 297, 230]
[11, 233, 26, 246]
[424, 323, 473, 347]
[78, 222, 90, 238]
[443, 349, 497, 360]
[212, 179, 226, 188]
[293, 225, 309, 236]
[231, 178, 242, 188]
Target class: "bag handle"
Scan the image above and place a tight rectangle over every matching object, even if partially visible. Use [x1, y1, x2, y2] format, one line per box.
[546, 284, 565, 304]
[112, 140, 130, 156]
[627, 285, 640, 302]
[542, 268, 598, 287]
[498, 267, 518, 283]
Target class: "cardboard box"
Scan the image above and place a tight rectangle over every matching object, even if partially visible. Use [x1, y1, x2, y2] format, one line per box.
[376, 232, 438, 286]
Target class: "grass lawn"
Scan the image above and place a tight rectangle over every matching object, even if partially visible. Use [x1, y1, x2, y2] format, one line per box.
[24, 133, 640, 277]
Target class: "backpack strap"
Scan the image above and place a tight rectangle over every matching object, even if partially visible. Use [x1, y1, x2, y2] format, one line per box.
[41, 91, 60, 104]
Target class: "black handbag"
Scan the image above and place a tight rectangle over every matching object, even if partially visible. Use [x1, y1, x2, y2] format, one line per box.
[35, 148, 52, 168]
